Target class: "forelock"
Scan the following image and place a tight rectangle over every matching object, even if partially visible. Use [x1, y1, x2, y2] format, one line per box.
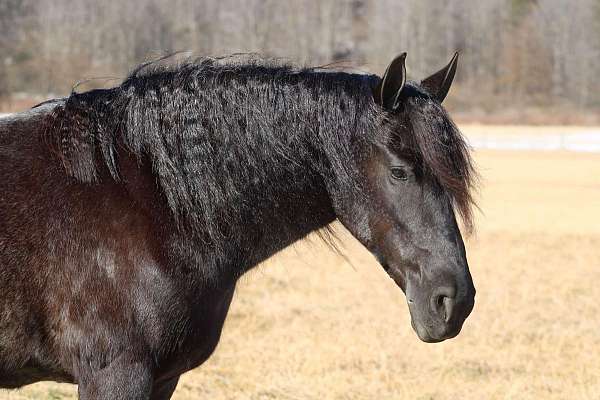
[397, 93, 477, 232]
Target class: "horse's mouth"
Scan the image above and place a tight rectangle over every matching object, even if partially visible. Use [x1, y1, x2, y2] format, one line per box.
[407, 300, 463, 343]
[409, 317, 441, 343]
[411, 318, 462, 343]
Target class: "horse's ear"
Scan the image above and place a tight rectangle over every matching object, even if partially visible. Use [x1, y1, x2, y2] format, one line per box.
[421, 52, 459, 103]
[374, 53, 407, 111]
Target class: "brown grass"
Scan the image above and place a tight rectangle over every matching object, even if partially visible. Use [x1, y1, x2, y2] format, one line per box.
[3, 147, 600, 399]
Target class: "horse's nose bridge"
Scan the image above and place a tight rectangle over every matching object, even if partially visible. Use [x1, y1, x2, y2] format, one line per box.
[417, 240, 467, 281]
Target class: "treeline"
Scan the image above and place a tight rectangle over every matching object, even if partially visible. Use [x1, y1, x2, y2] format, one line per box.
[1, 0, 599, 118]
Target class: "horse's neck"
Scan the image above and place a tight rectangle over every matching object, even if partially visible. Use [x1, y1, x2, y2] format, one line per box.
[146, 156, 337, 285]
[241, 173, 336, 268]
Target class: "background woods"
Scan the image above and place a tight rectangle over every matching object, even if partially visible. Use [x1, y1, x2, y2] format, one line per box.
[0, 0, 599, 121]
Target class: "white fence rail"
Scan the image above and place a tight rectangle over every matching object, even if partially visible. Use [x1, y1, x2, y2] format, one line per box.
[466, 131, 600, 153]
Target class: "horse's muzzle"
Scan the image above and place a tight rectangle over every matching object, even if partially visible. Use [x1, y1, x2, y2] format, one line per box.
[406, 277, 475, 343]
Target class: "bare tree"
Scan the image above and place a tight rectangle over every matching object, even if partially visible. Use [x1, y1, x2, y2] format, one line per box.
[0, 0, 598, 114]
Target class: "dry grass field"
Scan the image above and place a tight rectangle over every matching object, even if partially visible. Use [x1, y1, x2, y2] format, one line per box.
[2, 140, 600, 399]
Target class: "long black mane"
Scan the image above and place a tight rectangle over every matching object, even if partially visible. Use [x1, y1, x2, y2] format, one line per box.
[44, 55, 475, 248]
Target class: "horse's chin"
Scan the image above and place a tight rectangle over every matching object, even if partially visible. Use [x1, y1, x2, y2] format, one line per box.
[410, 318, 445, 343]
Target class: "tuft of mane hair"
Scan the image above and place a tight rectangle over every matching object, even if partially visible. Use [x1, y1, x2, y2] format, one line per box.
[399, 89, 478, 232]
[44, 54, 476, 250]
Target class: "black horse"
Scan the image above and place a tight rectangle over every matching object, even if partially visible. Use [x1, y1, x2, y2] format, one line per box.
[0, 52, 476, 399]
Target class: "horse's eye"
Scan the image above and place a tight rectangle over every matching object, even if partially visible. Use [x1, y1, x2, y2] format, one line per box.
[390, 167, 409, 181]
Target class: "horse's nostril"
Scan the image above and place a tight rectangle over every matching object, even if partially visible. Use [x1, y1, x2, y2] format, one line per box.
[442, 296, 455, 323]
[436, 295, 444, 307]
[431, 286, 456, 322]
